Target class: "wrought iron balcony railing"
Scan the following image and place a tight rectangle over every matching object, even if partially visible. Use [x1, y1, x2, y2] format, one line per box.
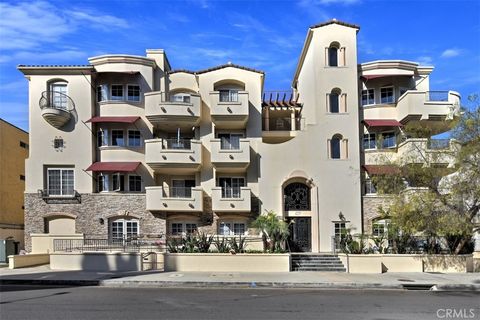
[39, 91, 75, 112]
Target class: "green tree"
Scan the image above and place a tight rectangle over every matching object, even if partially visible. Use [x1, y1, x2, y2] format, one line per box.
[376, 95, 480, 254]
[251, 210, 290, 253]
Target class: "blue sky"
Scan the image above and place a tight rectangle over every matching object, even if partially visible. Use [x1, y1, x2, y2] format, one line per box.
[0, 0, 479, 131]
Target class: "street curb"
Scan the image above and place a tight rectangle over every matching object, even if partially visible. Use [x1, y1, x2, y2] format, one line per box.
[0, 279, 101, 286]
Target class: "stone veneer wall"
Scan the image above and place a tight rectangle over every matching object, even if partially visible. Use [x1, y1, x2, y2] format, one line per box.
[24, 193, 166, 252]
[362, 195, 394, 234]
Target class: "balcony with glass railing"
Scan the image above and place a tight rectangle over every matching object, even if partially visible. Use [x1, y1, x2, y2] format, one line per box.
[145, 138, 202, 173]
[210, 138, 250, 171]
[39, 91, 74, 128]
[211, 186, 251, 212]
[145, 92, 201, 128]
[209, 91, 249, 129]
[146, 186, 203, 212]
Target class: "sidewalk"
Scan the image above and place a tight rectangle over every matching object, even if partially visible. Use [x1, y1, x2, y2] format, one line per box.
[1, 265, 479, 291]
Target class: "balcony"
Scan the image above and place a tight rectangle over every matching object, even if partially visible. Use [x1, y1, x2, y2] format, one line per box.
[145, 138, 202, 173]
[211, 187, 251, 212]
[363, 90, 461, 134]
[146, 186, 203, 212]
[145, 92, 201, 129]
[262, 116, 304, 143]
[210, 91, 249, 129]
[210, 139, 250, 172]
[39, 91, 73, 128]
[364, 138, 458, 166]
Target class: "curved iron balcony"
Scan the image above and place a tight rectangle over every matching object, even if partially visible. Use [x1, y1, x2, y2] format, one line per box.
[39, 91, 74, 128]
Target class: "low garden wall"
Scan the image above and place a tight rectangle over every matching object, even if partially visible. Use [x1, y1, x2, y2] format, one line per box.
[338, 254, 474, 273]
[8, 254, 50, 269]
[165, 253, 290, 272]
[31, 233, 84, 253]
[50, 252, 142, 272]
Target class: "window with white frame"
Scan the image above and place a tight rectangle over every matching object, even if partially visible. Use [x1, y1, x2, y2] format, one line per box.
[380, 87, 394, 104]
[127, 85, 140, 102]
[218, 133, 242, 150]
[218, 222, 246, 236]
[97, 85, 108, 102]
[361, 89, 375, 106]
[97, 129, 108, 147]
[364, 178, 377, 194]
[372, 219, 390, 237]
[110, 218, 139, 243]
[50, 82, 68, 110]
[363, 133, 376, 150]
[128, 175, 142, 192]
[381, 132, 396, 149]
[170, 93, 191, 103]
[111, 130, 124, 146]
[47, 168, 74, 196]
[111, 85, 124, 101]
[185, 223, 198, 234]
[218, 177, 245, 198]
[128, 130, 141, 147]
[219, 89, 239, 102]
[112, 173, 125, 192]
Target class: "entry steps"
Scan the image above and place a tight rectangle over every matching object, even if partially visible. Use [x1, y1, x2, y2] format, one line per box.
[291, 253, 346, 272]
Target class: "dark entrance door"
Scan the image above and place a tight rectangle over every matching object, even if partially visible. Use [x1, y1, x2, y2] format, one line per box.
[288, 217, 311, 252]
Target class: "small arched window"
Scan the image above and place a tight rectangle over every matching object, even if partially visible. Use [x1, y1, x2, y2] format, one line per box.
[330, 134, 342, 159]
[326, 42, 345, 67]
[329, 88, 340, 113]
[48, 80, 68, 110]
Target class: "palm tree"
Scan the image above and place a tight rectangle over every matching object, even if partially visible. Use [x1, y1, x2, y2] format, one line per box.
[252, 210, 290, 252]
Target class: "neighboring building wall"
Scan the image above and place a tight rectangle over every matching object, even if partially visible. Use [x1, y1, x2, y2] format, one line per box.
[0, 119, 28, 250]
[362, 195, 393, 233]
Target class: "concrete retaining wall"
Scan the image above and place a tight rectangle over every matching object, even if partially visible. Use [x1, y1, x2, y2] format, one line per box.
[31, 234, 84, 253]
[50, 252, 142, 271]
[165, 253, 290, 272]
[8, 254, 50, 269]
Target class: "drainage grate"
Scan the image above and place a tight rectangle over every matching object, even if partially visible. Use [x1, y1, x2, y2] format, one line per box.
[402, 284, 435, 290]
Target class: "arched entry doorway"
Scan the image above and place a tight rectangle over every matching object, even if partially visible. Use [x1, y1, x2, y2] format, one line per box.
[284, 181, 312, 252]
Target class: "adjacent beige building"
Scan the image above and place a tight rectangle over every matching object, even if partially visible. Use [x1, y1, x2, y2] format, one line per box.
[18, 20, 460, 253]
[0, 119, 29, 250]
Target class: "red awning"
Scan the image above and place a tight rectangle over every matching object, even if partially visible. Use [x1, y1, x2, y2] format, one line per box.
[86, 116, 140, 123]
[363, 119, 403, 127]
[363, 165, 400, 175]
[85, 162, 141, 172]
[360, 74, 412, 80]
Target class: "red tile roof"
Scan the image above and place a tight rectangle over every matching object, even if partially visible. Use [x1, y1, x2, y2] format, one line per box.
[310, 19, 360, 31]
[169, 63, 264, 75]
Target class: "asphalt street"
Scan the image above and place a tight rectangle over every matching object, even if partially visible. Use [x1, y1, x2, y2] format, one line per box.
[1, 285, 479, 320]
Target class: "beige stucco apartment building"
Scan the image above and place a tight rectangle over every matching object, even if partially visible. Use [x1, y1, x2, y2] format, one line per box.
[18, 20, 460, 253]
[0, 119, 29, 251]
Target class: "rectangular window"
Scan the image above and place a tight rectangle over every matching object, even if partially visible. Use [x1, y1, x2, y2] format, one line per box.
[47, 168, 74, 196]
[19, 141, 28, 149]
[361, 89, 375, 106]
[185, 223, 197, 234]
[111, 85, 124, 101]
[171, 223, 183, 235]
[364, 179, 377, 194]
[171, 180, 195, 198]
[112, 173, 125, 192]
[171, 94, 191, 103]
[219, 177, 245, 198]
[97, 129, 108, 147]
[334, 222, 346, 238]
[233, 223, 246, 235]
[129, 175, 142, 192]
[128, 130, 141, 147]
[380, 87, 394, 104]
[20, 175, 25, 181]
[219, 89, 239, 102]
[219, 222, 232, 236]
[127, 85, 140, 102]
[363, 133, 376, 150]
[218, 133, 242, 150]
[97, 85, 108, 102]
[98, 174, 109, 192]
[381, 132, 396, 149]
[372, 223, 385, 237]
[111, 130, 124, 146]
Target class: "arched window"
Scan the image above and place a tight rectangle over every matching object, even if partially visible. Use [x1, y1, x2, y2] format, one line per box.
[48, 80, 68, 110]
[284, 182, 311, 211]
[372, 219, 391, 237]
[330, 135, 342, 159]
[329, 88, 340, 113]
[328, 42, 340, 67]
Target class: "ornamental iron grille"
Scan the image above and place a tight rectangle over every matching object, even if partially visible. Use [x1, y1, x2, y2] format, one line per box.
[284, 182, 310, 211]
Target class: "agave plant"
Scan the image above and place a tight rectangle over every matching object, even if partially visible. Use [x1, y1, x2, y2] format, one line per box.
[181, 233, 198, 253]
[229, 235, 247, 253]
[196, 232, 214, 253]
[214, 236, 230, 253]
[167, 237, 180, 253]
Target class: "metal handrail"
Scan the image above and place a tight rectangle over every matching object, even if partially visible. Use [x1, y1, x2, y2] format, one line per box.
[39, 91, 75, 112]
[220, 186, 242, 198]
[38, 189, 79, 199]
[161, 138, 192, 150]
[425, 91, 449, 102]
[164, 187, 194, 198]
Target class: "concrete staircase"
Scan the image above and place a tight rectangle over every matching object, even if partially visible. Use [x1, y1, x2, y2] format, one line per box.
[291, 253, 346, 272]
